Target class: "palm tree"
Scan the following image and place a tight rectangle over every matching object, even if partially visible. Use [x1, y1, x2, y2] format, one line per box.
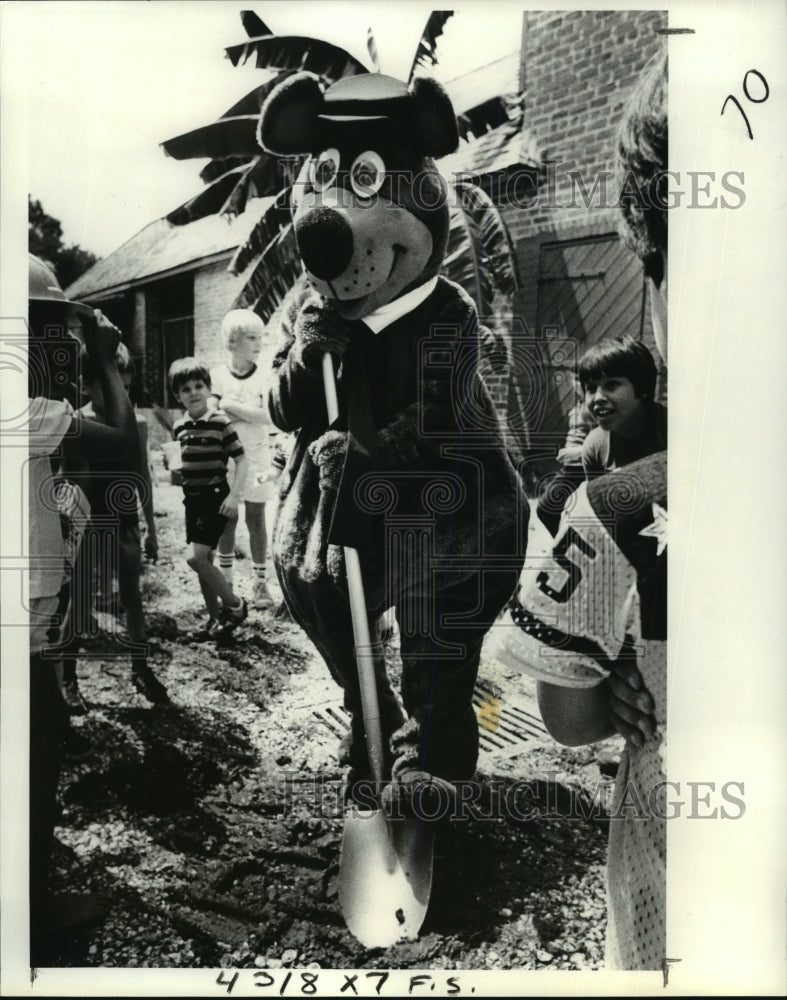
[161, 9, 525, 330]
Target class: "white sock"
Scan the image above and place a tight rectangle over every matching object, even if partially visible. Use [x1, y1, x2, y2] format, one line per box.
[218, 552, 234, 583]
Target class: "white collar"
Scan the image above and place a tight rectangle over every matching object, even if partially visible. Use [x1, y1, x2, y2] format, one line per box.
[361, 277, 438, 333]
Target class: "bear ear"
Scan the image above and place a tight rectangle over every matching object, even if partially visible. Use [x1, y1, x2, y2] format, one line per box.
[258, 72, 324, 155]
[409, 76, 459, 158]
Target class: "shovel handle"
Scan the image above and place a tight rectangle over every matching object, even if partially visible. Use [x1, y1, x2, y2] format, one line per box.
[321, 353, 386, 787]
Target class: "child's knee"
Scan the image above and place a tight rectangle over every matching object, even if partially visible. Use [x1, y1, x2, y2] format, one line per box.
[246, 502, 266, 532]
[186, 552, 204, 571]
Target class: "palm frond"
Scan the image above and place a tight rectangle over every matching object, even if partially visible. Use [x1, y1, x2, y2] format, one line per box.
[166, 167, 249, 226]
[166, 155, 291, 226]
[221, 72, 296, 119]
[455, 180, 520, 296]
[367, 27, 381, 72]
[161, 117, 261, 161]
[166, 75, 297, 187]
[240, 10, 272, 38]
[199, 156, 249, 185]
[229, 190, 293, 275]
[408, 11, 454, 81]
[443, 203, 482, 309]
[226, 35, 368, 80]
[234, 225, 303, 322]
[442, 181, 520, 315]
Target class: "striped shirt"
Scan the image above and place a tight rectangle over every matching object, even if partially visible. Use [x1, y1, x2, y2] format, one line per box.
[173, 410, 244, 487]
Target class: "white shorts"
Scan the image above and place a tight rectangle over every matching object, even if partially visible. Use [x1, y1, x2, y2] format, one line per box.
[228, 454, 277, 505]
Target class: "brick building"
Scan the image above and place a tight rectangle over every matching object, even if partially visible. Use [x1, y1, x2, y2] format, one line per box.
[67, 8, 667, 458]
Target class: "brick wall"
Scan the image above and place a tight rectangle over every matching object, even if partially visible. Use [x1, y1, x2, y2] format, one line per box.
[502, 9, 667, 335]
[193, 258, 247, 370]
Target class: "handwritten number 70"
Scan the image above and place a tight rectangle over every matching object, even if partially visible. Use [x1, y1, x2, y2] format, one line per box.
[721, 70, 769, 139]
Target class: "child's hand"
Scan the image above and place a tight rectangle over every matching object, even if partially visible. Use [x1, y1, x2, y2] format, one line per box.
[144, 535, 159, 563]
[606, 657, 657, 748]
[220, 494, 239, 518]
[83, 309, 121, 363]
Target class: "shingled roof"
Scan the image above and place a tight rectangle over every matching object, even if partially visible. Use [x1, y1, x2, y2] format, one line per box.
[66, 197, 273, 300]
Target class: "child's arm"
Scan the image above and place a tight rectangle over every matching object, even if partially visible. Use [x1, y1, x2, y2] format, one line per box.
[220, 452, 247, 518]
[63, 312, 137, 463]
[219, 398, 270, 426]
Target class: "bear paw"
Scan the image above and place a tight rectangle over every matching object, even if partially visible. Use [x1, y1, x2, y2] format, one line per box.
[308, 429, 348, 492]
[294, 299, 352, 370]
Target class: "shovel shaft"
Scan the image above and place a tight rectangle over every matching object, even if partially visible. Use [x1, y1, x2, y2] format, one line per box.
[322, 353, 386, 787]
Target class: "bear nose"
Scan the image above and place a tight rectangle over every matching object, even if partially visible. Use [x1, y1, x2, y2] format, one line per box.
[295, 206, 354, 282]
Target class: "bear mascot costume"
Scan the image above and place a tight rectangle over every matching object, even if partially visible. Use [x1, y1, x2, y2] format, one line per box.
[258, 71, 526, 808]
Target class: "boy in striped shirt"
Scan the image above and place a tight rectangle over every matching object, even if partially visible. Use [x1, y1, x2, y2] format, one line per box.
[169, 358, 248, 639]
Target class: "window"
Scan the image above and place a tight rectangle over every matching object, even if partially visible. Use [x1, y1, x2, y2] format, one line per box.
[145, 274, 194, 407]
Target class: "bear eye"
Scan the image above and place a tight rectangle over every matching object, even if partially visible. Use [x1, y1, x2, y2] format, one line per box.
[349, 151, 386, 199]
[309, 148, 340, 192]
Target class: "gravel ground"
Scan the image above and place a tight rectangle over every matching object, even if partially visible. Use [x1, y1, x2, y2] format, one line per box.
[37, 452, 618, 973]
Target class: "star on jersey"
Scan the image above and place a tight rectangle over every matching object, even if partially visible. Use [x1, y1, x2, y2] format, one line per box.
[639, 503, 667, 556]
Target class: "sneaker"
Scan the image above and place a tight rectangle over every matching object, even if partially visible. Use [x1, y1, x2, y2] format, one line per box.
[252, 578, 275, 609]
[131, 664, 170, 704]
[216, 597, 249, 639]
[188, 617, 221, 642]
[61, 677, 88, 716]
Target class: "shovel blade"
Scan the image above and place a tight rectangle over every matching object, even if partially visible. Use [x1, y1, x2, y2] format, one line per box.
[338, 809, 434, 948]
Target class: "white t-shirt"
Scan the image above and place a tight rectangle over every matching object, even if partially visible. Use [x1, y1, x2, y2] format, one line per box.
[209, 362, 271, 462]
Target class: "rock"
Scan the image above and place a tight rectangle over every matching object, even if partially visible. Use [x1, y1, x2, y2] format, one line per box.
[277, 754, 292, 766]
[254, 955, 267, 968]
[570, 951, 586, 966]
[281, 948, 298, 965]
[500, 907, 512, 917]
[536, 950, 552, 963]
[267, 958, 282, 969]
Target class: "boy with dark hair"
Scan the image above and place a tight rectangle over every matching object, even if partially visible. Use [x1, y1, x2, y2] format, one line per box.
[169, 358, 249, 640]
[60, 340, 166, 709]
[578, 335, 666, 477]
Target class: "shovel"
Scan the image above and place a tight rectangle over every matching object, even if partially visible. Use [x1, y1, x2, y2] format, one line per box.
[322, 353, 434, 949]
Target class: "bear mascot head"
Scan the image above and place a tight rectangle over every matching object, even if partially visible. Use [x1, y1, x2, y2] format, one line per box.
[258, 71, 524, 809]
[259, 72, 458, 320]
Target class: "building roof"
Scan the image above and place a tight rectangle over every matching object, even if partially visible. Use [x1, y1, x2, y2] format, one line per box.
[444, 51, 521, 115]
[439, 117, 541, 188]
[66, 198, 273, 300]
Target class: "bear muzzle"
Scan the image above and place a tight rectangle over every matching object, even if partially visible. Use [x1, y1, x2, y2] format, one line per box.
[295, 206, 354, 282]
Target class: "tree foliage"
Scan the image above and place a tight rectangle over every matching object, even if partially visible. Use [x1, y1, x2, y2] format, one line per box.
[28, 197, 100, 289]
